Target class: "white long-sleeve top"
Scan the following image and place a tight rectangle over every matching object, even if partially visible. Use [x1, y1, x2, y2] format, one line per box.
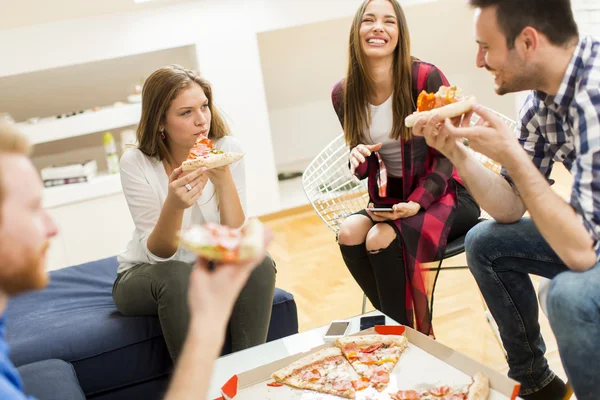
[117, 136, 246, 274]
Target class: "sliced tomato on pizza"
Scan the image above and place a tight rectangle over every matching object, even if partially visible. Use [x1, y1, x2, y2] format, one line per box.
[179, 218, 264, 262]
[336, 334, 408, 392]
[405, 85, 476, 128]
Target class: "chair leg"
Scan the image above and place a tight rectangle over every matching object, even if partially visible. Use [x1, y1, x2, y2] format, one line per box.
[362, 293, 367, 314]
[428, 259, 443, 318]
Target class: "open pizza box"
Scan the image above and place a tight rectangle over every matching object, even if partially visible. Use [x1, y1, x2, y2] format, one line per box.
[216, 325, 521, 400]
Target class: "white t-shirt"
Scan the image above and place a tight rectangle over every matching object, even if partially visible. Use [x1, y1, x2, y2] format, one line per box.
[365, 95, 403, 178]
[117, 136, 246, 273]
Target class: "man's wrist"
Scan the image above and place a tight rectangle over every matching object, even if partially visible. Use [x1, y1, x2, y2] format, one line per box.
[447, 144, 469, 166]
[188, 316, 226, 349]
[501, 145, 530, 176]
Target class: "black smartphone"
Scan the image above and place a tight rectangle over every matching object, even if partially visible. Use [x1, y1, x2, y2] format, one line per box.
[360, 315, 386, 331]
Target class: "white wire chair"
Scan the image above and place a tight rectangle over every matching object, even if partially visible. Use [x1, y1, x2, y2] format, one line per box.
[301, 109, 516, 316]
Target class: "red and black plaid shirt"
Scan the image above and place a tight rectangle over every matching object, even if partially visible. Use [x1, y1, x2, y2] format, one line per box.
[332, 59, 462, 335]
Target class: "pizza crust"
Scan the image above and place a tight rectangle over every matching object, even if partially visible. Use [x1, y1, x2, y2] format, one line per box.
[404, 96, 477, 127]
[467, 372, 490, 400]
[272, 347, 343, 382]
[336, 334, 408, 349]
[181, 152, 245, 171]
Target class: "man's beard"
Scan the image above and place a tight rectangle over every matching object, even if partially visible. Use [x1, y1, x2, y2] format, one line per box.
[0, 242, 49, 296]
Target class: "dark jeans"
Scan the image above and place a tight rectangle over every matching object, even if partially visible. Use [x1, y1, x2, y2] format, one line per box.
[465, 218, 598, 399]
[112, 255, 276, 361]
[339, 183, 480, 326]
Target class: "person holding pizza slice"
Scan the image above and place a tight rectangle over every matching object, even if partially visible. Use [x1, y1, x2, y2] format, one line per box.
[332, 0, 480, 336]
[414, 0, 599, 398]
[113, 65, 276, 362]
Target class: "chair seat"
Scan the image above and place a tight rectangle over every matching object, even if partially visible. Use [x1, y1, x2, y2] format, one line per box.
[444, 235, 467, 259]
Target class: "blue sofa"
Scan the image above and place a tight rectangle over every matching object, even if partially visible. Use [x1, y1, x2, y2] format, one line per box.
[5, 257, 298, 400]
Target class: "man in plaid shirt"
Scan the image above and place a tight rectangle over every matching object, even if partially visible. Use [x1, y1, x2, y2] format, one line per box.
[413, 0, 598, 399]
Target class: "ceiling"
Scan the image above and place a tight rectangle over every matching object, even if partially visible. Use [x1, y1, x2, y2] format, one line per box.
[0, 0, 195, 30]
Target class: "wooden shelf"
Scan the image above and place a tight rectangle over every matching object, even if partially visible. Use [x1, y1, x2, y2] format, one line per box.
[43, 173, 123, 209]
[16, 103, 141, 145]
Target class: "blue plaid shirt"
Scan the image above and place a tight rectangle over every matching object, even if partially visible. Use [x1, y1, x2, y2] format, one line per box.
[503, 36, 600, 259]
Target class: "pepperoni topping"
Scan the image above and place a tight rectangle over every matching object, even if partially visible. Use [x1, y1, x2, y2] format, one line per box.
[351, 379, 370, 391]
[442, 395, 467, 400]
[370, 370, 390, 384]
[361, 343, 383, 353]
[266, 382, 283, 387]
[332, 380, 352, 391]
[391, 390, 421, 400]
[430, 385, 451, 396]
[186, 137, 214, 160]
[302, 369, 321, 382]
[343, 343, 358, 353]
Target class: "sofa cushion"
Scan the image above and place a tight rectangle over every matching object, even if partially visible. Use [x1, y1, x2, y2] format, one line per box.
[5, 256, 298, 398]
[18, 359, 85, 400]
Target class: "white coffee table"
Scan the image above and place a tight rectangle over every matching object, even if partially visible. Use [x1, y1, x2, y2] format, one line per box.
[208, 311, 395, 398]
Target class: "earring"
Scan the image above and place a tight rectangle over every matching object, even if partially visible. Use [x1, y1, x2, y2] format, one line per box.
[160, 129, 165, 140]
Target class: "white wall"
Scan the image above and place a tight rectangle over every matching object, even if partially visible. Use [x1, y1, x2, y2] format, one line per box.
[261, 0, 518, 172]
[573, 0, 600, 38]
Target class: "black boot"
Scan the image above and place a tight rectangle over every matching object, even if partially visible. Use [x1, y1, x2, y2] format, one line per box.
[339, 243, 381, 310]
[367, 239, 409, 326]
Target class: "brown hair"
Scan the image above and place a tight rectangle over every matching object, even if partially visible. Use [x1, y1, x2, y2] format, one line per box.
[468, 0, 578, 48]
[137, 65, 230, 164]
[344, 0, 413, 147]
[0, 122, 31, 208]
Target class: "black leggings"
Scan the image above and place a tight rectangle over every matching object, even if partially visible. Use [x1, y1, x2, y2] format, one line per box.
[339, 183, 480, 325]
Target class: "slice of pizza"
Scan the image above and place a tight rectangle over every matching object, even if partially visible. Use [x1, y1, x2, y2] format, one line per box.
[389, 373, 490, 400]
[404, 85, 476, 127]
[336, 334, 408, 392]
[181, 136, 244, 171]
[272, 347, 358, 399]
[179, 218, 264, 262]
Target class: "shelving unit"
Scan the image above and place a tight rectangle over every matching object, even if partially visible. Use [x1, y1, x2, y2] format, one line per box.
[15, 103, 141, 145]
[42, 173, 123, 209]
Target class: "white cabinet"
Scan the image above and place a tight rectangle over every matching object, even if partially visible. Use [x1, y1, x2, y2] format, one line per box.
[46, 192, 134, 270]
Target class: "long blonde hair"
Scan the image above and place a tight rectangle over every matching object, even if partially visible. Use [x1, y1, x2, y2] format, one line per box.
[344, 0, 413, 147]
[137, 65, 230, 165]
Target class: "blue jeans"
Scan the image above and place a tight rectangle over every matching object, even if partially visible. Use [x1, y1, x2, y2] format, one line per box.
[465, 218, 599, 399]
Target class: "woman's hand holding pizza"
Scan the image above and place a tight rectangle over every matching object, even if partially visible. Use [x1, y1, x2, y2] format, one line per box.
[349, 143, 382, 175]
[166, 166, 209, 210]
[366, 201, 421, 221]
[205, 165, 233, 189]
[186, 226, 273, 334]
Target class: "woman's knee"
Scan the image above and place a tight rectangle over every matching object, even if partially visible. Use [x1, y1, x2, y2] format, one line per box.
[151, 260, 193, 295]
[338, 215, 373, 246]
[249, 253, 277, 288]
[365, 223, 397, 252]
